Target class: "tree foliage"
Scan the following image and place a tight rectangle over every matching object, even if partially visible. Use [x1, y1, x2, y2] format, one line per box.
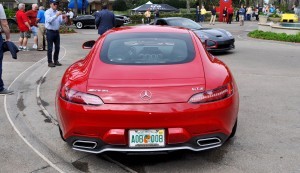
[113, 0, 128, 11]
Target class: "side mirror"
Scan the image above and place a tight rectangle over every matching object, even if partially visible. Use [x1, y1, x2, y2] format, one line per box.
[204, 40, 217, 49]
[82, 40, 96, 49]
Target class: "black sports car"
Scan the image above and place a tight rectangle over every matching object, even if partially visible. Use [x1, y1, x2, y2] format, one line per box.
[153, 17, 235, 52]
[73, 14, 125, 29]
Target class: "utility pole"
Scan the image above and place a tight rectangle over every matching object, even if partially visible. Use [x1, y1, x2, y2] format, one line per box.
[74, 0, 78, 16]
[186, 0, 190, 13]
[198, 0, 202, 6]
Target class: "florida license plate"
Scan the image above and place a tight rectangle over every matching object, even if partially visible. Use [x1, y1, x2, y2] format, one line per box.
[129, 129, 165, 148]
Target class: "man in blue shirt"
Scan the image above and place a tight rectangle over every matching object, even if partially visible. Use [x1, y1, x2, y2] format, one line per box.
[45, 0, 67, 67]
[239, 5, 246, 26]
[37, 6, 46, 51]
[95, 4, 115, 35]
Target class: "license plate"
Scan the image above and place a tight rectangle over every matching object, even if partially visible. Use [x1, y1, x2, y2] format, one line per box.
[129, 129, 165, 148]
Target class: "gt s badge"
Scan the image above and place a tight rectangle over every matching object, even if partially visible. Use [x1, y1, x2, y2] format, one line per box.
[192, 87, 204, 91]
[88, 89, 109, 92]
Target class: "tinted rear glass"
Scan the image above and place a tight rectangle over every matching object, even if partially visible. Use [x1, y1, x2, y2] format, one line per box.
[100, 32, 195, 65]
[168, 19, 202, 30]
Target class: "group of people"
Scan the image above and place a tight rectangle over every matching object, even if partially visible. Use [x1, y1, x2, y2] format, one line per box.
[143, 9, 160, 24]
[196, 6, 207, 23]
[15, 0, 67, 67]
[200, 5, 261, 26]
[0, 0, 69, 95]
[0, 0, 117, 95]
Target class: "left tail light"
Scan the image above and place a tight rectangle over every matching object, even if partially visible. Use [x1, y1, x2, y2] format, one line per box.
[188, 83, 233, 104]
[60, 86, 103, 106]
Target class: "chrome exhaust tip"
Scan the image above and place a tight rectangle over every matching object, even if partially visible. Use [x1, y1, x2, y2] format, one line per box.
[197, 137, 221, 147]
[73, 140, 97, 149]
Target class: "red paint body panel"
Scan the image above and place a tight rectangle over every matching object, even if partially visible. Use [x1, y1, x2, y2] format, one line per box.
[55, 26, 239, 152]
[57, 93, 237, 145]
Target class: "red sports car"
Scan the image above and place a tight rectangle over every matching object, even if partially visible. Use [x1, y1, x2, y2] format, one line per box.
[56, 26, 239, 154]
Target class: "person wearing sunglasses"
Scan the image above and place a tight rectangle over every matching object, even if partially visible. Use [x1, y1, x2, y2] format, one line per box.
[45, 0, 67, 67]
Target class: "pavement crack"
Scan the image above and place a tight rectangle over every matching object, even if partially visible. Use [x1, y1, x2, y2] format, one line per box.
[101, 154, 138, 173]
[29, 165, 50, 173]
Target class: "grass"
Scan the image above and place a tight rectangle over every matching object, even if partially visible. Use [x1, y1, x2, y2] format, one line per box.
[248, 30, 300, 43]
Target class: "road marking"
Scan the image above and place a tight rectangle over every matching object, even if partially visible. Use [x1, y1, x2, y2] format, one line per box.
[36, 46, 67, 126]
[4, 49, 66, 173]
[4, 45, 134, 173]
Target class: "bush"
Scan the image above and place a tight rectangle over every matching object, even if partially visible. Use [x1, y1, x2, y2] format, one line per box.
[4, 9, 16, 18]
[248, 30, 300, 43]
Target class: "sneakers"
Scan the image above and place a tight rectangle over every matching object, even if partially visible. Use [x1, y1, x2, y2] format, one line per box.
[32, 44, 37, 49]
[18, 46, 23, 51]
[48, 63, 56, 67]
[0, 88, 14, 95]
[54, 61, 62, 66]
[22, 47, 29, 51]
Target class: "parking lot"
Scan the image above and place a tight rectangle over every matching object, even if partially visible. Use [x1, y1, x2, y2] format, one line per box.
[1, 22, 300, 173]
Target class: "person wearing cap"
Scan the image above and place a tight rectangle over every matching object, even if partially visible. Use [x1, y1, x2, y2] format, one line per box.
[0, 4, 13, 95]
[45, 0, 67, 67]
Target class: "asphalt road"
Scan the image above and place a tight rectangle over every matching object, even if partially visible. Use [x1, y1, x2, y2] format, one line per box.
[0, 22, 300, 173]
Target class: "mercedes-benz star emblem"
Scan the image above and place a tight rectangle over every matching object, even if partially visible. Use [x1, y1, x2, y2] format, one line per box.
[140, 90, 152, 101]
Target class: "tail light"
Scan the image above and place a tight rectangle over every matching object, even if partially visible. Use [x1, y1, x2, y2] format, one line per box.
[189, 83, 233, 104]
[60, 86, 103, 106]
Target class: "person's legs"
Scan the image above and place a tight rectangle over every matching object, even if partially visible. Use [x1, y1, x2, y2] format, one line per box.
[46, 30, 54, 63]
[0, 36, 4, 91]
[22, 32, 31, 50]
[53, 32, 60, 63]
[32, 26, 38, 49]
[37, 24, 43, 50]
[212, 15, 216, 24]
[18, 32, 24, 48]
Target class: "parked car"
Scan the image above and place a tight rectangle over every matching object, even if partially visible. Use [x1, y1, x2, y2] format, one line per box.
[56, 25, 239, 154]
[73, 14, 125, 29]
[115, 15, 131, 24]
[7, 18, 19, 33]
[152, 17, 235, 52]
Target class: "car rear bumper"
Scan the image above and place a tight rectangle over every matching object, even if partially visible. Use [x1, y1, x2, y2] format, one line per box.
[66, 133, 228, 154]
[56, 93, 239, 153]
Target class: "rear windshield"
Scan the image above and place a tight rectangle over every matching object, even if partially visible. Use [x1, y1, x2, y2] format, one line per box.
[100, 32, 195, 65]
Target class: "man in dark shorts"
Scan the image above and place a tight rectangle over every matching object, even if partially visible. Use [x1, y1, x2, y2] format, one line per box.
[16, 3, 31, 51]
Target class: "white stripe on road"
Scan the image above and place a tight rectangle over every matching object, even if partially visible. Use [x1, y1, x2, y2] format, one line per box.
[36, 46, 67, 126]
[4, 48, 67, 173]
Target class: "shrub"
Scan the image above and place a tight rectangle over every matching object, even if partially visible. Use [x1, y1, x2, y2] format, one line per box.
[4, 9, 16, 18]
[248, 30, 300, 43]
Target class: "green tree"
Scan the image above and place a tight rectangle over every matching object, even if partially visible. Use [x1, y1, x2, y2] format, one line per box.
[113, 0, 128, 11]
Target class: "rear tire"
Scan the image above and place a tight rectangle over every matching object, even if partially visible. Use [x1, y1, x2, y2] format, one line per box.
[229, 119, 237, 138]
[76, 22, 83, 29]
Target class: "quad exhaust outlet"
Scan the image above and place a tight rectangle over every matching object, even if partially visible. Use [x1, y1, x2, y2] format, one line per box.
[197, 137, 221, 147]
[73, 140, 97, 149]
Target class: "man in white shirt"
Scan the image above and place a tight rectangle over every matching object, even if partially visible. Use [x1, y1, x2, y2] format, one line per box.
[66, 9, 74, 25]
[45, 0, 67, 67]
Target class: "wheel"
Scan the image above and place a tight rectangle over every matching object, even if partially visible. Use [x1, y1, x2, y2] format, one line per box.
[76, 22, 83, 29]
[58, 126, 66, 141]
[229, 119, 237, 138]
